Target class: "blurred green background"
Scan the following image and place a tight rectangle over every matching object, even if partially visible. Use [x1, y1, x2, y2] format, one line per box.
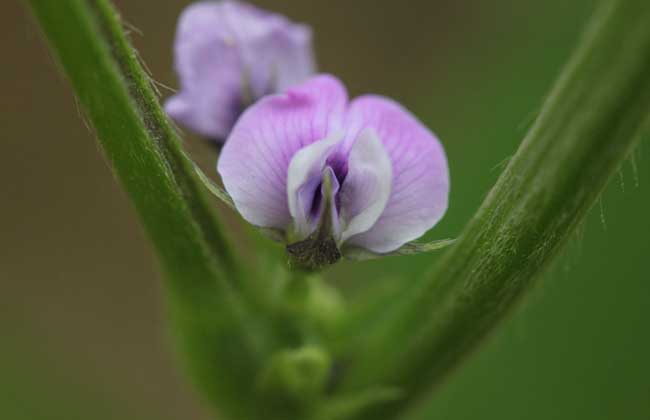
[2, 0, 649, 419]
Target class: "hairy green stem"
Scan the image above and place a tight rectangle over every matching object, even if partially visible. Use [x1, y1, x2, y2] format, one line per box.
[342, 1, 650, 417]
[27, 1, 276, 418]
[88, 0, 237, 275]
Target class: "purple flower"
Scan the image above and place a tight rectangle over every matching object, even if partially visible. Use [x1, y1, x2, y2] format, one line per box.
[165, 0, 315, 141]
[218, 75, 449, 265]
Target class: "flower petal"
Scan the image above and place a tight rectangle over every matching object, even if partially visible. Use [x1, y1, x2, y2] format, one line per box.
[166, 1, 316, 140]
[287, 132, 342, 238]
[268, 26, 316, 93]
[217, 75, 348, 229]
[344, 96, 449, 253]
[339, 128, 392, 243]
[320, 166, 342, 239]
[237, 14, 315, 97]
[165, 1, 245, 139]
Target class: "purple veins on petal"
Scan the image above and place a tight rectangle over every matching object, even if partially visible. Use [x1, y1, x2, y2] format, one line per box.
[218, 74, 450, 255]
[164, 0, 316, 141]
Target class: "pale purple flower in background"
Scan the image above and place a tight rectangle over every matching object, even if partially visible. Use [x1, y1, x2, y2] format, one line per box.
[218, 75, 449, 258]
[165, 0, 315, 141]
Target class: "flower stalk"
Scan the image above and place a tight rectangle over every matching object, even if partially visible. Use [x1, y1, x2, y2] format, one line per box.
[27, 0, 280, 418]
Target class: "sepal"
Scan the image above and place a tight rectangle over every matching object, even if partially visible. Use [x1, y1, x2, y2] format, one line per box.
[343, 238, 455, 261]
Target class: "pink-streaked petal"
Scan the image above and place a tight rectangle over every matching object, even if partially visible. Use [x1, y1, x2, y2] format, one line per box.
[270, 25, 316, 92]
[339, 129, 392, 243]
[344, 96, 449, 253]
[166, 1, 316, 140]
[242, 20, 315, 97]
[166, 2, 245, 139]
[218, 0, 315, 96]
[166, 12, 243, 139]
[217, 75, 348, 230]
[287, 132, 342, 237]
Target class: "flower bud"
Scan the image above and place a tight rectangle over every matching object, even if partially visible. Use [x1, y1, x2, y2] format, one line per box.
[256, 346, 331, 411]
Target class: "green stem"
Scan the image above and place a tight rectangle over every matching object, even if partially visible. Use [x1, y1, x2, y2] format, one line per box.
[88, 0, 237, 275]
[342, 0, 650, 417]
[27, 1, 275, 418]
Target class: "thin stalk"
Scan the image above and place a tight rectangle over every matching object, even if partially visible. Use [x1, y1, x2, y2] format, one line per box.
[341, 1, 650, 417]
[27, 1, 276, 418]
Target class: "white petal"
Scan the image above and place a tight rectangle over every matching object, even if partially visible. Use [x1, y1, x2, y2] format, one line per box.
[321, 166, 342, 239]
[287, 131, 343, 237]
[339, 129, 392, 243]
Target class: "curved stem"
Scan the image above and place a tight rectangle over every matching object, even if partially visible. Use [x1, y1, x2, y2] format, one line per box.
[88, 0, 238, 275]
[27, 1, 277, 418]
[341, 0, 650, 416]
